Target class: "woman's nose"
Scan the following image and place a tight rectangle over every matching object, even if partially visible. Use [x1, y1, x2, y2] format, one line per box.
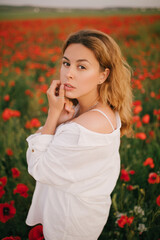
[66, 66, 74, 79]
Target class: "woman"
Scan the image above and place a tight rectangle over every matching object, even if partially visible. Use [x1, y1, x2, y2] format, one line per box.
[26, 29, 133, 240]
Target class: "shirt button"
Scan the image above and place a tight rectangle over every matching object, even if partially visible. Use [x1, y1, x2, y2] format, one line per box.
[32, 149, 34, 152]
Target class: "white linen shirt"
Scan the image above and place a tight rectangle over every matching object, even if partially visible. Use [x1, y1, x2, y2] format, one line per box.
[26, 111, 121, 240]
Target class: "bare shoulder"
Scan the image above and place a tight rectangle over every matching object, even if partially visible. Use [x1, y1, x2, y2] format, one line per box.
[72, 106, 117, 134]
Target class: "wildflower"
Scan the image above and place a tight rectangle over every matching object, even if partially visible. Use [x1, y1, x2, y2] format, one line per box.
[25, 89, 33, 97]
[0, 201, 16, 223]
[129, 170, 135, 175]
[138, 223, 147, 234]
[6, 148, 13, 156]
[134, 206, 145, 217]
[25, 118, 41, 129]
[143, 158, 154, 168]
[117, 215, 134, 228]
[4, 94, 10, 101]
[135, 132, 147, 140]
[133, 105, 142, 115]
[0, 176, 7, 186]
[127, 185, 134, 191]
[13, 183, 29, 198]
[0, 186, 5, 198]
[2, 108, 21, 121]
[148, 172, 159, 184]
[11, 168, 20, 179]
[28, 225, 44, 240]
[156, 195, 160, 206]
[9, 81, 15, 87]
[120, 169, 130, 182]
[41, 106, 48, 113]
[142, 114, 150, 124]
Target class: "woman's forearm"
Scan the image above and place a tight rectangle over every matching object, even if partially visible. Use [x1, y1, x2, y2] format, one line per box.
[40, 110, 60, 135]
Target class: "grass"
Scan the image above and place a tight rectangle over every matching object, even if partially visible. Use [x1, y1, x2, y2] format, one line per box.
[0, 5, 160, 20]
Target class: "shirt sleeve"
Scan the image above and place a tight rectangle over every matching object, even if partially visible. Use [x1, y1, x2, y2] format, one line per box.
[26, 123, 82, 186]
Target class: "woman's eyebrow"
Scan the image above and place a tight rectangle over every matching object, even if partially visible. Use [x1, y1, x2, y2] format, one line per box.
[62, 56, 90, 64]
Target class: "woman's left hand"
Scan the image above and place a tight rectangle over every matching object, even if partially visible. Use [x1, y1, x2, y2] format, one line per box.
[57, 98, 76, 125]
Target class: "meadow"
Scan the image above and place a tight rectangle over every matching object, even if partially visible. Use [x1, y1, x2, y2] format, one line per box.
[0, 7, 160, 240]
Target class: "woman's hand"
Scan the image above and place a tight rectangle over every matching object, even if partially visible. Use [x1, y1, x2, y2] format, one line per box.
[57, 98, 75, 125]
[46, 80, 65, 115]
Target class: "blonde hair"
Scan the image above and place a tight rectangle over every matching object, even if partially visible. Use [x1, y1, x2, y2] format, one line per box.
[62, 29, 133, 137]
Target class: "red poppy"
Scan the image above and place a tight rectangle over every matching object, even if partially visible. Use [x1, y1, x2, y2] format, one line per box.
[133, 105, 142, 115]
[129, 170, 135, 175]
[2, 237, 21, 240]
[4, 94, 10, 101]
[135, 132, 147, 140]
[120, 169, 130, 182]
[0, 176, 7, 186]
[28, 225, 44, 240]
[11, 168, 20, 178]
[142, 114, 150, 124]
[9, 81, 15, 87]
[25, 118, 41, 129]
[30, 118, 41, 128]
[143, 158, 154, 168]
[148, 172, 159, 184]
[13, 183, 29, 198]
[127, 185, 134, 191]
[2, 108, 21, 121]
[41, 106, 48, 113]
[0, 201, 16, 223]
[156, 195, 160, 206]
[6, 148, 13, 156]
[0, 186, 5, 198]
[25, 89, 33, 97]
[117, 215, 134, 228]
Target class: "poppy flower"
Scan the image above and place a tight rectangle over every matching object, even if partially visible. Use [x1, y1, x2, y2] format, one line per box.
[127, 185, 134, 191]
[11, 168, 20, 179]
[0, 176, 7, 186]
[25, 118, 41, 129]
[0, 201, 16, 223]
[13, 183, 29, 198]
[142, 114, 150, 124]
[143, 158, 154, 168]
[120, 169, 130, 182]
[135, 132, 147, 140]
[117, 215, 134, 228]
[6, 148, 13, 156]
[4, 94, 10, 101]
[133, 105, 142, 115]
[2, 108, 21, 121]
[28, 225, 44, 240]
[156, 195, 160, 206]
[0, 186, 5, 198]
[148, 172, 159, 184]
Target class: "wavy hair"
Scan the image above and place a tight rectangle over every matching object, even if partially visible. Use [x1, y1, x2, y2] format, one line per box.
[62, 29, 133, 136]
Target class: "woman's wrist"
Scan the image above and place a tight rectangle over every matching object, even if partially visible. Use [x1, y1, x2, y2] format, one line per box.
[41, 110, 60, 135]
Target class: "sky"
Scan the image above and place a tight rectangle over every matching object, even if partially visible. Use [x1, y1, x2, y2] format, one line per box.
[0, 0, 160, 9]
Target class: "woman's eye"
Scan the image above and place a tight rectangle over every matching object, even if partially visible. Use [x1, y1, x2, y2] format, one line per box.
[78, 65, 86, 70]
[63, 61, 70, 67]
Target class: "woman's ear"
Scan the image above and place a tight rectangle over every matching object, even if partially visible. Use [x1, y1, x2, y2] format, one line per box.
[99, 68, 110, 84]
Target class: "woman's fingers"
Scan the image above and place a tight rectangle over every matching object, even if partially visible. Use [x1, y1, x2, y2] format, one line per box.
[58, 84, 65, 98]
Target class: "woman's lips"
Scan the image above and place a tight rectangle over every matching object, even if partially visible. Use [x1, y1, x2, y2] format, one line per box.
[64, 83, 75, 91]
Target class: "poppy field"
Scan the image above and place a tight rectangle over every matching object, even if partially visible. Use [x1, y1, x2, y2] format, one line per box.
[0, 11, 160, 240]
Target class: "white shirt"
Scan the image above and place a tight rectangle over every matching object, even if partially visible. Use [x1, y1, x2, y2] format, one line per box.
[26, 111, 121, 240]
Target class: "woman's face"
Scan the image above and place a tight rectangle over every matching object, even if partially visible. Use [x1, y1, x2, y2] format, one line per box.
[60, 43, 104, 100]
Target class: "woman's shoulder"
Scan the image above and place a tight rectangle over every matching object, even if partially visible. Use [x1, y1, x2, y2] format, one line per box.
[71, 105, 117, 134]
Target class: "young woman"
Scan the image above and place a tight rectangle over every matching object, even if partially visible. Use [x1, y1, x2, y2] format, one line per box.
[26, 29, 133, 240]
